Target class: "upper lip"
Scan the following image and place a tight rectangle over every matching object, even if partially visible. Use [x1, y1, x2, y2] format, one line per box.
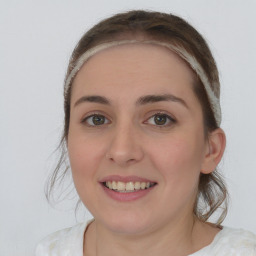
[99, 175, 157, 183]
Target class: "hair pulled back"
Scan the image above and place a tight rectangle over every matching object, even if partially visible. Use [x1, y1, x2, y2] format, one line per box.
[47, 10, 228, 224]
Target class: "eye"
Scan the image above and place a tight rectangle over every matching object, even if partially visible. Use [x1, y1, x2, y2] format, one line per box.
[82, 114, 110, 126]
[146, 113, 176, 127]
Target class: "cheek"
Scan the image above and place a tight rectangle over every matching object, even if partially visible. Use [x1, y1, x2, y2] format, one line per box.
[149, 135, 205, 185]
[67, 134, 106, 210]
[67, 134, 105, 187]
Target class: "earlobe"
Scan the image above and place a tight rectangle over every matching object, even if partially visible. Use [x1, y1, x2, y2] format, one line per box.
[201, 128, 226, 174]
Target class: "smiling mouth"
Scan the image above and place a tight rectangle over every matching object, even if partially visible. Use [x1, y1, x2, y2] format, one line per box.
[103, 181, 157, 193]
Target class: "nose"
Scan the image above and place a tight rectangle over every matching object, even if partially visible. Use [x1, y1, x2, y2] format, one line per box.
[106, 123, 144, 167]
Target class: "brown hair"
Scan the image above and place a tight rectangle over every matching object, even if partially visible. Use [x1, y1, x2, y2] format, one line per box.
[46, 10, 228, 224]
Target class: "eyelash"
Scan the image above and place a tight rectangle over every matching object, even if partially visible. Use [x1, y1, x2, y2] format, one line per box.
[81, 112, 176, 128]
[145, 112, 176, 128]
[81, 112, 110, 127]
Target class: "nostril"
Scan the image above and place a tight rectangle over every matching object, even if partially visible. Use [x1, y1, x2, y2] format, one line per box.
[105, 134, 144, 166]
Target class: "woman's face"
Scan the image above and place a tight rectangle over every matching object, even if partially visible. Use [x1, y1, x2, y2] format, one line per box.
[68, 44, 210, 234]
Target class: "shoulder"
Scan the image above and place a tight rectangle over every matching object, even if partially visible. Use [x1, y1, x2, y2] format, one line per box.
[35, 221, 89, 256]
[206, 227, 256, 255]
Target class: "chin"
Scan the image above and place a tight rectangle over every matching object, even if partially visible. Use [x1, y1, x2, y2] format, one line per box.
[96, 210, 154, 235]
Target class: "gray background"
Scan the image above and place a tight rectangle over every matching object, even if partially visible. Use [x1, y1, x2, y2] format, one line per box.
[1, 0, 256, 255]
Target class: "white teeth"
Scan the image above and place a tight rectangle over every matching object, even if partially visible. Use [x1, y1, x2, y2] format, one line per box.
[140, 182, 146, 189]
[105, 181, 155, 192]
[125, 182, 135, 191]
[117, 181, 125, 191]
[134, 181, 140, 190]
[112, 181, 117, 190]
[106, 181, 112, 189]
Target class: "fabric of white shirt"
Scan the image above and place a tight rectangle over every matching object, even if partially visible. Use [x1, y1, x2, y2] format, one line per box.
[35, 220, 256, 256]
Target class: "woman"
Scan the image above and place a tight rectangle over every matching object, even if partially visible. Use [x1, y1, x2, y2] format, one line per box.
[36, 10, 256, 255]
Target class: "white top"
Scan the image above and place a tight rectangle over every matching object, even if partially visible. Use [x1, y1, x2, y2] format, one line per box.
[36, 221, 256, 256]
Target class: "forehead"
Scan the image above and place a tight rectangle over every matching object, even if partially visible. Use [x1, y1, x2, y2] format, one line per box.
[72, 44, 197, 100]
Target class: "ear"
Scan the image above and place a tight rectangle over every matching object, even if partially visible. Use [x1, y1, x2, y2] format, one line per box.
[201, 128, 226, 174]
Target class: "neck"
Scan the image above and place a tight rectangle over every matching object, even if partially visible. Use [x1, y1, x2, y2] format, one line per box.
[84, 214, 217, 256]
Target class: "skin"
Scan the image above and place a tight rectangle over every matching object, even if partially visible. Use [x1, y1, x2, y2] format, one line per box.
[68, 44, 226, 256]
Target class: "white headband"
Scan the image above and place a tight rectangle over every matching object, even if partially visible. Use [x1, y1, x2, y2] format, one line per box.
[65, 40, 221, 126]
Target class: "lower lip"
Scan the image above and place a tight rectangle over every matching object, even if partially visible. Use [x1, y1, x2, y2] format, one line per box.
[101, 184, 155, 202]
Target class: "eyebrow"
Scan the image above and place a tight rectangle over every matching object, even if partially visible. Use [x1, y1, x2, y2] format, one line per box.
[74, 94, 188, 108]
[136, 94, 188, 108]
[74, 95, 110, 107]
